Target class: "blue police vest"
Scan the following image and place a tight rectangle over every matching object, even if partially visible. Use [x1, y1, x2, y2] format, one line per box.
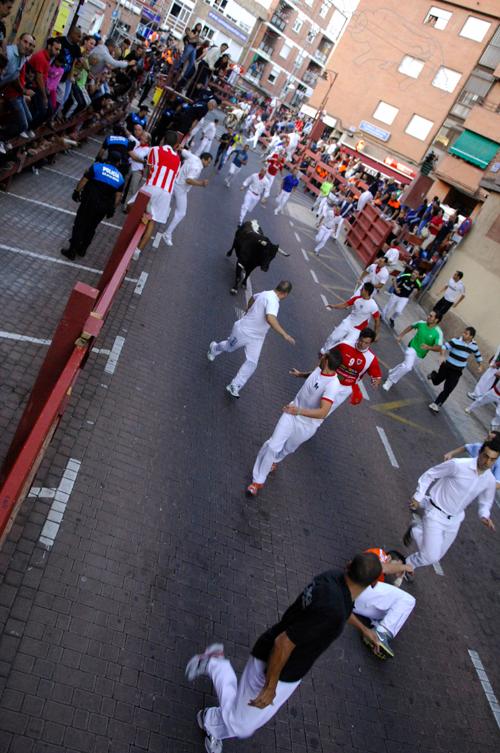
[104, 135, 130, 148]
[130, 112, 147, 127]
[92, 163, 125, 189]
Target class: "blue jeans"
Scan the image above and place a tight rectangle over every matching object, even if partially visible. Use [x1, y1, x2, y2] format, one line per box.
[9, 96, 32, 135]
[177, 44, 196, 78]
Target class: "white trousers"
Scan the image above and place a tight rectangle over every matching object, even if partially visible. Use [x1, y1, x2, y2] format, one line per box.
[213, 322, 264, 391]
[406, 503, 463, 569]
[468, 388, 500, 427]
[225, 163, 241, 185]
[195, 136, 213, 156]
[204, 656, 300, 740]
[388, 347, 417, 385]
[252, 413, 319, 484]
[164, 185, 188, 238]
[470, 367, 498, 399]
[265, 173, 276, 193]
[313, 194, 327, 214]
[240, 191, 260, 224]
[314, 226, 332, 253]
[353, 581, 416, 637]
[275, 190, 291, 214]
[382, 294, 409, 321]
[321, 319, 357, 353]
[250, 128, 265, 149]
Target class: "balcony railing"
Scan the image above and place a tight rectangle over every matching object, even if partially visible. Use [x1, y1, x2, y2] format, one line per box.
[270, 13, 287, 31]
[313, 49, 328, 64]
[302, 71, 319, 86]
[259, 40, 275, 56]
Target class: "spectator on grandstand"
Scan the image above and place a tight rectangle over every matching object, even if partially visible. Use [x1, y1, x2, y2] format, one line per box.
[28, 37, 62, 127]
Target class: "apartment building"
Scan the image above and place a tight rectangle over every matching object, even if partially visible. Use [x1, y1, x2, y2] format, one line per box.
[239, 0, 354, 108]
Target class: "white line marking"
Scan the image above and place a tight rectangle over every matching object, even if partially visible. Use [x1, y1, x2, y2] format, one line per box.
[0, 244, 138, 282]
[153, 232, 162, 248]
[28, 487, 56, 499]
[468, 650, 500, 729]
[375, 426, 399, 468]
[320, 294, 328, 307]
[38, 458, 81, 548]
[134, 271, 148, 295]
[5, 193, 121, 229]
[104, 335, 125, 374]
[310, 270, 319, 284]
[301, 248, 309, 262]
[432, 561, 444, 576]
[0, 330, 51, 346]
[289, 220, 294, 227]
[244, 276, 253, 307]
[70, 149, 94, 160]
[294, 231, 301, 243]
[42, 166, 80, 180]
[359, 381, 370, 401]
[88, 137, 102, 144]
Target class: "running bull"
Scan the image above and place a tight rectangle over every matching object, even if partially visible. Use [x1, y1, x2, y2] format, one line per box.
[226, 220, 289, 294]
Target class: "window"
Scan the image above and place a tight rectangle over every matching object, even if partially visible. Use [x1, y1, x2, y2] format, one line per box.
[433, 121, 462, 149]
[479, 26, 500, 69]
[373, 101, 399, 125]
[201, 25, 215, 40]
[460, 17, 491, 42]
[294, 51, 306, 68]
[213, 0, 228, 10]
[424, 7, 452, 30]
[292, 18, 303, 33]
[398, 55, 424, 79]
[319, 2, 329, 18]
[405, 114, 434, 141]
[432, 67, 462, 93]
[280, 41, 292, 59]
[268, 66, 280, 84]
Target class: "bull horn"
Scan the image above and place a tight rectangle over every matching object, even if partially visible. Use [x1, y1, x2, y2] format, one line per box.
[278, 247, 290, 257]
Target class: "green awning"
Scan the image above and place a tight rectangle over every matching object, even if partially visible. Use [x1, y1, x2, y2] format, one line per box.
[449, 130, 499, 169]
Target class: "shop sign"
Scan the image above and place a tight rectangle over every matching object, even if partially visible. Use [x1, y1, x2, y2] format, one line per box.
[359, 120, 390, 142]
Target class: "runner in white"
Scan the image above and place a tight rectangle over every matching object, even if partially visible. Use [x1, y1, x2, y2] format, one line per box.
[194, 118, 218, 156]
[354, 253, 389, 295]
[314, 206, 344, 256]
[163, 150, 212, 246]
[285, 130, 300, 161]
[321, 283, 380, 352]
[247, 349, 343, 496]
[207, 281, 295, 398]
[468, 346, 500, 400]
[239, 169, 269, 224]
[465, 380, 500, 428]
[249, 117, 265, 150]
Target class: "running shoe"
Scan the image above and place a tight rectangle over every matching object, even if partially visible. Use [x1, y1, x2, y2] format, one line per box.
[464, 407, 471, 414]
[467, 391, 476, 400]
[226, 383, 240, 398]
[382, 379, 394, 392]
[374, 626, 394, 658]
[185, 643, 224, 681]
[163, 235, 173, 247]
[207, 342, 217, 362]
[428, 402, 440, 413]
[246, 482, 263, 497]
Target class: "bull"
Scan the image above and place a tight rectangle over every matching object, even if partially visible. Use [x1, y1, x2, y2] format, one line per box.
[226, 220, 289, 295]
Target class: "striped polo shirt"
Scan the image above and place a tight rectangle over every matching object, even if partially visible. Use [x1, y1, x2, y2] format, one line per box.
[444, 337, 482, 369]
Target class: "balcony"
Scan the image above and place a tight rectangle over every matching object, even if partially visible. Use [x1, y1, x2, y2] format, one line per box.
[270, 13, 287, 31]
[434, 153, 484, 194]
[259, 34, 277, 57]
[463, 103, 500, 143]
[313, 49, 327, 64]
[302, 70, 319, 87]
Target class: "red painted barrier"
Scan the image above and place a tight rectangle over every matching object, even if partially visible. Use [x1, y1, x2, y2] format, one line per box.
[0, 191, 149, 548]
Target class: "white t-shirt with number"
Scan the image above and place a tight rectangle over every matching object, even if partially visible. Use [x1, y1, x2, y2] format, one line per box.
[292, 368, 342, 425]
[238, 290, 280, 339]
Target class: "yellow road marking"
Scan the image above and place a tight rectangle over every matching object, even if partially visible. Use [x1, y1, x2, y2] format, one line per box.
[371, 398, 433, 433]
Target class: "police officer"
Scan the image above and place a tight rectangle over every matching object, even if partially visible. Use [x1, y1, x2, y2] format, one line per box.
[97, 125, 136, 178]
[61, 152, 124, 261]
[126, 105, 149, 133]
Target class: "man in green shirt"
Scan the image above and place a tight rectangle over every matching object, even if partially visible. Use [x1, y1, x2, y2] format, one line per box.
[311, 179, 333, 216]
[383, 311, 443, 391]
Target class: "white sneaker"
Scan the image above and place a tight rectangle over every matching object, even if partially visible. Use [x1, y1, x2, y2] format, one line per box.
[467, 391, 476, 400]
[464, 407, 471, 414]
[205, 735, 223, 753]
[163, 235, 173, 246]
[207, 341, 217, 361]
[428, 402, 440, 413]
[226, 383, 240, 399]
[0, 142, 6, 154]
[185, 643, 224, 681]
[274, 209, 279, 215]
[19, 131, 30, 139]
[382, 379, 393, 392]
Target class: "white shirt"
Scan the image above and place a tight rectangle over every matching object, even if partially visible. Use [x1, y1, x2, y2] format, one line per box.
[344, 295, 380, 329]
[130, 145, 150, 173]
[204, 45, 224, 69]
[357, 189, 373, 212]
[444, 277, 465, 302]
[242, 172, 268, 198]
[414, 457, 496, 520]
[238, 290, 279, 339]
[322, 210, 344, 237]
[202, 121, 216, 141]
[292, 367, 342, 426]
[176, 149, 203, 192]
[288, 132, 300, 150]
[385, 246, 400, 265]
[363, 263, 389, 289]
[89, 44, 129, 75]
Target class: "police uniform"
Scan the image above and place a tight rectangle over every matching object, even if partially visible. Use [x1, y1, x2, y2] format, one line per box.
[101, 134, 135, 177]
[126, 111, 148, 131]
[65, 162, 124, 259]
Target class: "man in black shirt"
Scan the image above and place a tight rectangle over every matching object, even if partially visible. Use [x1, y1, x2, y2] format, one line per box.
[382, 268, 422, 328]
[59, 26, 82, 105]
[185, 553, 382, 752]
[214, 128, 232, 170]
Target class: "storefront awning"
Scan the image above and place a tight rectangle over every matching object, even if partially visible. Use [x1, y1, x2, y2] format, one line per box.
[449, 130, 499, 169]
[339, 145, 412, 184]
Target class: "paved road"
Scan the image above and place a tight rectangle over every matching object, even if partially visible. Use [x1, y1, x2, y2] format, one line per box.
[0, 134, 499, 753]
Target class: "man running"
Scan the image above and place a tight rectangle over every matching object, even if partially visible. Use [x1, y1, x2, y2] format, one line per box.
[207, 281, 295, 398]
[382, 269, 422, 328]
[403, 437, 499, 572]
[239, 169, 269, 224]
[163, 150, 212, 246]
[264, 150, 285, 193]
[321, 283, 380, 352]
[314, 206, 343, 256]
[186, 553, 383, 753]
[383, 311, 443, 392]
[274, 168, 300, 215]
[354, 253, 389, 295]
[329, 328, 382, 408]
[428, 327, 482, 413]
[246, 349, 344, 496]
[444, 431, 500, 490]
[224, 144, 249, 187]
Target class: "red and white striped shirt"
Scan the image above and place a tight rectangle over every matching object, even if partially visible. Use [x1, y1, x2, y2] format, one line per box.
[146, 145, 180, 191]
